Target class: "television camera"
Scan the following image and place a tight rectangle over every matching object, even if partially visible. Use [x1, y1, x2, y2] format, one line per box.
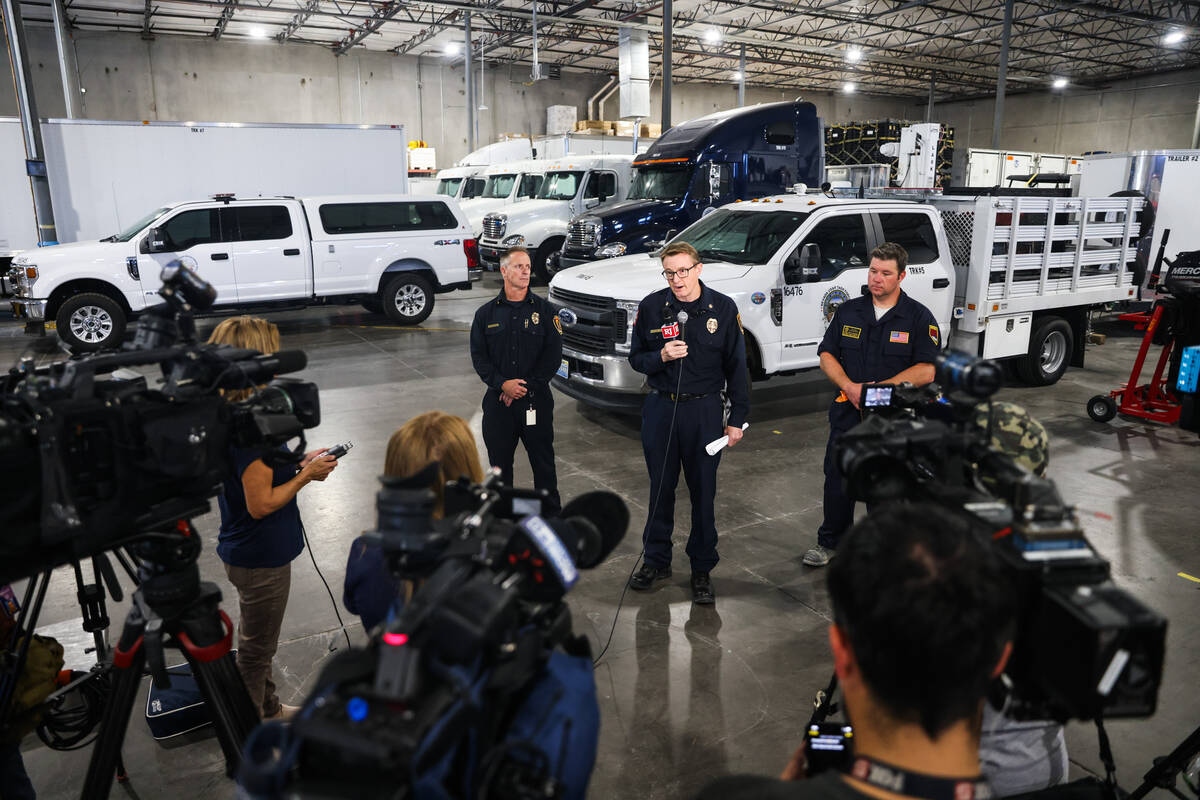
[237, 469, 629, 799]
[0, 261, 322, 798]
[834, 350, 1165, 725]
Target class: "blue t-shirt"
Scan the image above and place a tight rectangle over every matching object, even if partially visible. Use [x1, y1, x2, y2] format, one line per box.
[217, 447, 304, 569]
[342, 536, 401, 631]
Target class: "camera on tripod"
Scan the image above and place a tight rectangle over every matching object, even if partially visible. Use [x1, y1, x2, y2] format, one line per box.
[238, 470, 629, 799]
[0, 260, 320, 586]
[0, 261, 323, 798]
[834, 350, 1166, 724]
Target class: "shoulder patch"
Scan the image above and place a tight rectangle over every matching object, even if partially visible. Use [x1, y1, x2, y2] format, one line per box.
[929, 324, 939, 345]
[553, 315, 562, 334]
[842, 325, 862, 340]
[736, 313, 744, 334]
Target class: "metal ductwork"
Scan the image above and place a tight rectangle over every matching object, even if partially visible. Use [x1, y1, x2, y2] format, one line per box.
[619, 27, 650, 120]
[588, 76, 618, 120]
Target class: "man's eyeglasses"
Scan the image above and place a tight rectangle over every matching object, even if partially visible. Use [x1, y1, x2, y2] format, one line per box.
[662, 265, 696, 280]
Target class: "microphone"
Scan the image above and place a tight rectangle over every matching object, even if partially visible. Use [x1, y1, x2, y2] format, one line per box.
[214, 349, 308, 389]
[676, 310, 689, 339]
[558, 490, 629, 568]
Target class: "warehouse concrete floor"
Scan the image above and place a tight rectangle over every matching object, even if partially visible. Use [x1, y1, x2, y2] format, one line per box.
[4, 276, 1198, 799]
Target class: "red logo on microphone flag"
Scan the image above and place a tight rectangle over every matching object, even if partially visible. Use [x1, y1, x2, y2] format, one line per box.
[662, 322, 680, 339]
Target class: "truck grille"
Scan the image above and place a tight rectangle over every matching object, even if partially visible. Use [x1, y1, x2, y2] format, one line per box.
[549, 287, 622, 355]
[482, 217, 506, 240]
[562, 329, 610, 356]
[549, 287, 610, 312]
[567, 220, 598, 250]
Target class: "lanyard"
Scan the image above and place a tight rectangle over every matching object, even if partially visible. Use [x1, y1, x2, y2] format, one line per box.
[845, 756, 993, 800]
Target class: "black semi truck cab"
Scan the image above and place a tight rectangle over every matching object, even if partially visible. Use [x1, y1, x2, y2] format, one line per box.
[556, 100, 823, 271]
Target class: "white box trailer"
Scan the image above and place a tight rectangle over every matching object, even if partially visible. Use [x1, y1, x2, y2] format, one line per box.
[1077, 150, 1200, 289]
[1, 117, 408, 260]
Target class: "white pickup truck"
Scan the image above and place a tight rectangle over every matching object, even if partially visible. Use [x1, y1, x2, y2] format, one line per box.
[548, 191, 1144, 410]
[7, 194, 481, 351]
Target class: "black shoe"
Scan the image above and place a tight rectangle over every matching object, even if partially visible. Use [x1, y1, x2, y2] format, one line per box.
[629, 563, 672, 591]
[691, 572, 715, 605]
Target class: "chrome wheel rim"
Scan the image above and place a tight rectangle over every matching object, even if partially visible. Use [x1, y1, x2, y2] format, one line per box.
[1040, 330, 1067, 375]
[69, 305, 114, 344]
[393, 284, 427, 317]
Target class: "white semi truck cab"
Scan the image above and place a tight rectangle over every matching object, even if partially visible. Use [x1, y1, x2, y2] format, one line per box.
[549, 191, 1145, 410]
[477, 154, 635, 281]
[459, 160, 548, 237]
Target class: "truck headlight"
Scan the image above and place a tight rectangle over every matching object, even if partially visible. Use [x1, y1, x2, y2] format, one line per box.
[614, 299, 639, 354]
[596, 242, 626, 259]
[503, 234, 525, 246]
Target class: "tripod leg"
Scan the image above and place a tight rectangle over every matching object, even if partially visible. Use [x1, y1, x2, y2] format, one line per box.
[80, 623, 146, 800]
[178, 603, 260, 777]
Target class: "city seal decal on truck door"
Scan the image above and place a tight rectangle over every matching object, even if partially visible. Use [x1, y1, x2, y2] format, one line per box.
[821, 286, 850, 325]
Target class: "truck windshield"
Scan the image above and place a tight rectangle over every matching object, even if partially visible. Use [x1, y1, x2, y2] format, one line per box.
[111, 206, 173, 242]
[518, 174, 543, 198]
[462, 177, 486, 199]
[537, 171, 585, 200]
[483, 174, 518, 198]
[681, 209, 810, 265]
[629, 166, 691, 201]
[437, 177, 463, 196]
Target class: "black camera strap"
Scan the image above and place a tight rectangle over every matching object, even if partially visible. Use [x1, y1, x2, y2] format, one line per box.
[844, 755, 993, 800]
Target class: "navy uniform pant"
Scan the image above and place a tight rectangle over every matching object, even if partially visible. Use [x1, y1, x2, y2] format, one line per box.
[482, 387, 561, 513]
[817, 406, 859, 550]
[640, 391, 724, 573]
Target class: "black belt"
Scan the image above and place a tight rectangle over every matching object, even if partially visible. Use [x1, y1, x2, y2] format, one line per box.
[656, 390, 708, 402]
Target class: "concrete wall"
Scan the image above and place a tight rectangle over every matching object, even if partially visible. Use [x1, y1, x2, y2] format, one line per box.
[914, 69, 1200, 183]
[3, 25, 1198, 171]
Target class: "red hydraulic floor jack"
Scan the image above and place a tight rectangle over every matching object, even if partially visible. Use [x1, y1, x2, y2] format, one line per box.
[1087, 231, 1200, 424]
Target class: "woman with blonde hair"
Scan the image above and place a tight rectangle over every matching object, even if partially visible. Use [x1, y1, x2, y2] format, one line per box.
[343, 411, 484, 630]
[208, 316, 338, 720]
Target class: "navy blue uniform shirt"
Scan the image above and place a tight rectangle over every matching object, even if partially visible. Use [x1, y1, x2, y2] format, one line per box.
[628, 282, 750, 429]
[817, 290, 940, 385]
[470, 289, 563, 392]
[818, 290, 941, 427]
[217, 447, 303, 569]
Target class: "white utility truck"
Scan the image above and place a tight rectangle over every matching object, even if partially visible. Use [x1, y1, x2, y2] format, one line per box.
[548, 191, 1144, 410]
[458, 161, 547, 236]
[8, 194, 479, 351]
[478, 154, 636, 281]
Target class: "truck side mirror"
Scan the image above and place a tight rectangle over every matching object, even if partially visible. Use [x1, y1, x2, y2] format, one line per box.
[141, 227, 168, 254]
[664, 229, 677, 243]
[786, 242, 822, 283]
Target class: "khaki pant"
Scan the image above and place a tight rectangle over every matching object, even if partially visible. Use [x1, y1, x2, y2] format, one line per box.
[223, 562, 291, 718]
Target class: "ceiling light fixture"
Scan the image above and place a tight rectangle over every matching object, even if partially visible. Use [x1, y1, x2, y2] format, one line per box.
[845, 46, 863, 63]
[1163, 29, 1186, 45]
[247, 25, 267, 39]
[843, 81, 856, 93]
[731, 70, 743, 81]
[444, 41, 461, 55]
[704, 27, 722, 44]
[1052, 76, 1068, 89]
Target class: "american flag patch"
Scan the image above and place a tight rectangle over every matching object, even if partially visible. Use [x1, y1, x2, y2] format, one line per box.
[662, 322, 680, 339]
[889, 330, 910, 344]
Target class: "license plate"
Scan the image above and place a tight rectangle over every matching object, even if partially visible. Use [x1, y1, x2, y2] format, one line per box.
[556, 359, 569, 379]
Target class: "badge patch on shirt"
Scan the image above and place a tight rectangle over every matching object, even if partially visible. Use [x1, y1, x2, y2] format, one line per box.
[889, 330, 910, 344]
[929, 324, 940, 345]
[842, 325, 862, 339]
[553, 315, 562, 334]
[662, 322, 680, 339]
[707, 318, 718, 334]
[531, 312, 540, 325]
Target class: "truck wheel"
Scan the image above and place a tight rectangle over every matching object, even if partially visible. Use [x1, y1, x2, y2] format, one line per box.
[533, 239, 563, 284]
[1087, 394, 1117, 423]
[1016, 316, 1072, 386]
[56, 293, 126, 352]
[381, 273, 434, 325]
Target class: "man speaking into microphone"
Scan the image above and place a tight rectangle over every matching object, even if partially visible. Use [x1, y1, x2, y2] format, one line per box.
[627, 241, 749, 604]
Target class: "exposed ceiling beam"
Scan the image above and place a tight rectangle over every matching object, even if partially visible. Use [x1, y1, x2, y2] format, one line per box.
[277, 0, 322, 41]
